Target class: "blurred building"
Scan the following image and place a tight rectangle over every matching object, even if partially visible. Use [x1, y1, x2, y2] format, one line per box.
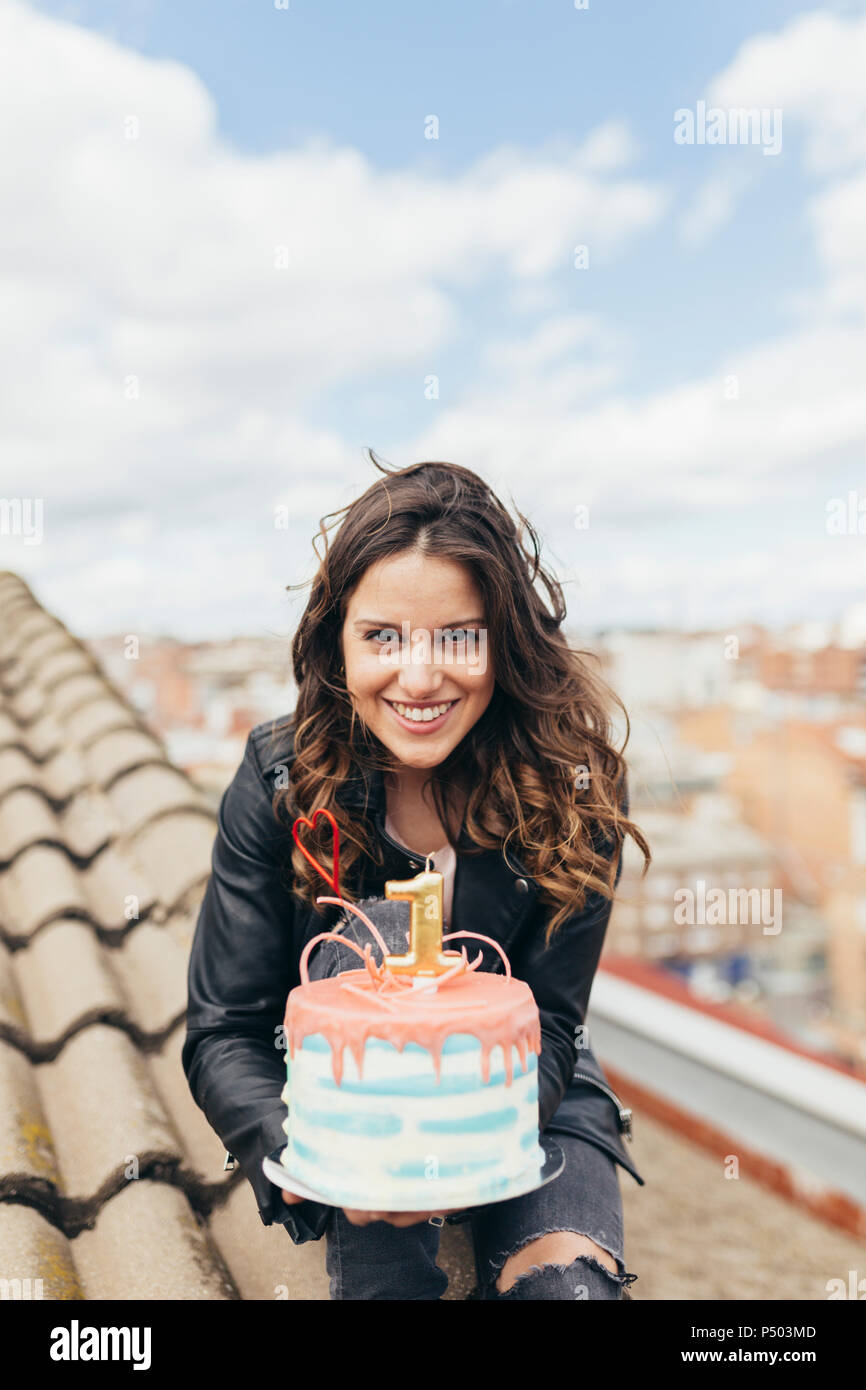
[596, 626, 865, 1070]
[85, 634, 296, 805]
[722, 718, 866, 1066]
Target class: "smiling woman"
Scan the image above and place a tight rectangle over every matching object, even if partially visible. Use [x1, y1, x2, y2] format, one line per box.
[185, 447, 649, 1301]
[280, 449, 650, 940]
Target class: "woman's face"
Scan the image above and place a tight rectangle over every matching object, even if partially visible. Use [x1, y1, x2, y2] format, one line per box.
[341, 550, 494, 769]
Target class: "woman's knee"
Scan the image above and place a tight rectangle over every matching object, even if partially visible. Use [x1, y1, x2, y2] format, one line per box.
[492, 1231, 635, 1300]
[496, 1232, 617, 1291]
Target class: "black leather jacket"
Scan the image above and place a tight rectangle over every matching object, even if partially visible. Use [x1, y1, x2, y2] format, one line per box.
[182, 714, 645, 1244]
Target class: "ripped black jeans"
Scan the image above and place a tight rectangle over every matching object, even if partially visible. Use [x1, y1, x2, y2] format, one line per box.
[324, 1131, 639, 1300]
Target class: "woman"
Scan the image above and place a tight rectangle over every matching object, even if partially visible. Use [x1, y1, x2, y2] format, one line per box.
[183, 453, 650, 1300]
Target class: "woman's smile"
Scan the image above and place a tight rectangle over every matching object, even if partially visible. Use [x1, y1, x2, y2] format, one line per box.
[382, 696, 460, 733]
[341, 549, 495, 768]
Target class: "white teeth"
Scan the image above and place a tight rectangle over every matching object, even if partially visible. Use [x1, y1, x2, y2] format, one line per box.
[390, 700, 454, 723]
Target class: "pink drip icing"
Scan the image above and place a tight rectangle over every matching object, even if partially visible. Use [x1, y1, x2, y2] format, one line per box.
[287, 968, 541, 1091]
[286, 892, 540, 1089]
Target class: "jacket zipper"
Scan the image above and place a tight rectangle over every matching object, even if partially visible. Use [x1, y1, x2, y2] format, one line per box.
[571, 1067, 633, 1142]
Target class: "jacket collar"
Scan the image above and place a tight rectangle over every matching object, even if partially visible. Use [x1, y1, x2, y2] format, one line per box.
[334, 750, 540, 963]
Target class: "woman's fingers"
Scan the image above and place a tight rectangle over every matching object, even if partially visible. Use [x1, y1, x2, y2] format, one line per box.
[341, 1206, 464, 1226]
[343, 1208, 462, 1227]
[342, 1209, 426, 1226]
[342, 1208, 385, 1225]
[280, 1189, 307, 1205]
[386, 1210, 459, 1227]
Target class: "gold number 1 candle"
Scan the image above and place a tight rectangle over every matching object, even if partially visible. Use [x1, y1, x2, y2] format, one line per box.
[383, 868, 454, 976]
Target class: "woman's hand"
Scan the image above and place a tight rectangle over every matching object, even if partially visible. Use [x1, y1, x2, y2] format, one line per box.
[341, 1207, 463, 1227]
[282, 1188, 463, 1227]
[281, 1189, 307, 1206]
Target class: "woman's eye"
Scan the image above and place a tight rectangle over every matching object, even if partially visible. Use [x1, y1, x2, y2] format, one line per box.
[363, 626, 475, 645]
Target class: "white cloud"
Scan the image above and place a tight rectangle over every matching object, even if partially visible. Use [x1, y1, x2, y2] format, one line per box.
[4, 0, 866, 637]
[574, 118, 641, 172]
[0, 0, 666, 523]
[704, 9, 866, 318]
[676, 167, 757, 246]
[807, 166, 866, 313]
[480, 312, 620, 377]
[402, 7, 866, 552]
[405, 318, 866, 515]
[708, 9, 866, 173]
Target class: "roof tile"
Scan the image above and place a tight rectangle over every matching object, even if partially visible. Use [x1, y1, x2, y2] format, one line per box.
[14, 711, 65, 761]
[107, 765, 210, 834]
[0, 846, 87, 941]
[0, 712, 20, 748]
[50, 674, 117, 719]
[111, 924, 187, 1036]
[63, 698, 141, 748]
[39, 748, 89, 802]
[147, 1023, 233, 1182]
[0, 938, 27, 1037]
[32, 648, 97, 692]
[85, 729, 166, 787]
[0, 1204, 83, 1300]
[72, 1182, 237, 1300]
[133, 813, 216, 906]
[0, 1038, 62, 1190]
[0, 788, 59, 861]
[7, 684, 48, 725]
[0, 748, 42, 802]
[36, 1024, 182, 1203]
[81, 844, 157, 931]
[208, 1182, 328, 1300]
[14, 921, 123, 1050]
[59, 787, 115, 859]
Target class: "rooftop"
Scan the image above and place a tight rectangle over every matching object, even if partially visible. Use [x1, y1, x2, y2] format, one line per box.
[0, 570, 862, 1300]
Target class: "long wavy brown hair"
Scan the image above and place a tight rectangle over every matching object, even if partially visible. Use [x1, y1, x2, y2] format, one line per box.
[267, 450, 650, 942]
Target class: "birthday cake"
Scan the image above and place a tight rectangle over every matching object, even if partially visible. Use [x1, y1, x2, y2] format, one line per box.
[280, 961, 543, 1210]
[276, 817, 546, 1210]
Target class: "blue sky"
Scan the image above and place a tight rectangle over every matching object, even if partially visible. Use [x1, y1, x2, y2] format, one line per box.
[35, 0, 817, 386]
[4, 0, 866, 640]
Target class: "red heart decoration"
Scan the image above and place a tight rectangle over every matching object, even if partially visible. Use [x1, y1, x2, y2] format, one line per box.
[292, 807, 341, 900]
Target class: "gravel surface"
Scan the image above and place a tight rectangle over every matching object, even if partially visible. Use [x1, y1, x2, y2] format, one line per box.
[620, 1105, 866, 1301]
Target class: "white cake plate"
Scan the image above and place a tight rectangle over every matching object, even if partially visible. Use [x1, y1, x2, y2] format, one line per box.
[262, 1132, 565, 1213]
